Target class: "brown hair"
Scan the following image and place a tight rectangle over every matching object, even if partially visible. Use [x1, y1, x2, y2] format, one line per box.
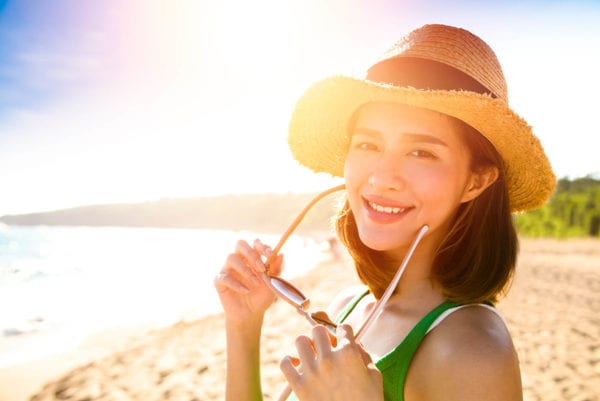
[335, 117, 518, 304]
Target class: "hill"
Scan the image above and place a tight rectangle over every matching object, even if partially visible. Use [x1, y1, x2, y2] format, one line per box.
[0, 191, 342, 235]
[2, 176, 598, 237]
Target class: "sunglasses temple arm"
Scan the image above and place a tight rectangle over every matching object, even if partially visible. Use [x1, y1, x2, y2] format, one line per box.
[354, 225, 429, 341]
[264, 184, 345, 271]
[276, 225, 429, 401]
[296, 307, 319, 327]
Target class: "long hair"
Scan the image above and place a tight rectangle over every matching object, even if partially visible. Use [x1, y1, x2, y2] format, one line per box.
[335, 118, 518, 304]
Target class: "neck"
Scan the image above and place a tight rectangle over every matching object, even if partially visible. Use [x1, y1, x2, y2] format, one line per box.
[384, 231, 445, 307]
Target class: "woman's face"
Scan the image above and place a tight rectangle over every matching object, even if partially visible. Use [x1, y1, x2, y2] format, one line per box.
[344, 102, 481, 258]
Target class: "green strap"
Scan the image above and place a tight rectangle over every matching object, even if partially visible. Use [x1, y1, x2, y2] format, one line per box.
[315, 288, 461, 401]
[376, 301, 459, 401]
[334, 287, 371, 324]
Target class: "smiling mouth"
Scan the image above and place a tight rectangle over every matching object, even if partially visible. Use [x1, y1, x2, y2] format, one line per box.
[367, 201, 407, 215]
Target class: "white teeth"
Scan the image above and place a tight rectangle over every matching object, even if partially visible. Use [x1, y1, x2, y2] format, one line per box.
[369, 201, 405, 214]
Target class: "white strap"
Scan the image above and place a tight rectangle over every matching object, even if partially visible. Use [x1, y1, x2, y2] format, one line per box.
[426, 303, 505, 334]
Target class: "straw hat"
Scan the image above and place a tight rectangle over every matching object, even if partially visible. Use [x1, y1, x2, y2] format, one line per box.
[288, 24, 555, 212]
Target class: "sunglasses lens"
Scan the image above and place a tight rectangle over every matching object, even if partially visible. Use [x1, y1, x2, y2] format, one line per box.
[270, 277, 310, 309]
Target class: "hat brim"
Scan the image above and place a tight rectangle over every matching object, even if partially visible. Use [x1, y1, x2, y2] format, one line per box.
[288, 76, 555, 213]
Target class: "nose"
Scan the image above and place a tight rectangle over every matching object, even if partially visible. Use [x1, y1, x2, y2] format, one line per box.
[367, 152, 406, 191]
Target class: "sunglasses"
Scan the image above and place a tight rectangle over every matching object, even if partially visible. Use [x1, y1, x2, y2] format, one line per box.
[260, 184, 429, 339]
[260, 184, 345, 334]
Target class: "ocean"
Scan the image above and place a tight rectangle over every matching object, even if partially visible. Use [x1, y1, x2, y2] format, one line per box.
[0, 224, 331, 368]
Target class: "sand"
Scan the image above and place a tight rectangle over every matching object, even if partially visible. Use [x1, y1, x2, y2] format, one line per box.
[1, 238, 599, 401]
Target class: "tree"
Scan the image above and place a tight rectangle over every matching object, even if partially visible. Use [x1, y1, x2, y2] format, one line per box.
[515, 175, 600, 238]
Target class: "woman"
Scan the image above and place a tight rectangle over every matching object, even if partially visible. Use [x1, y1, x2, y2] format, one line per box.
[214, 24, 555, 401]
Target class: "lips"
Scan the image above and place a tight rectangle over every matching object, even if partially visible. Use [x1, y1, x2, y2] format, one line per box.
[363, 196, 413, 222]
[367, 201, 406, 215]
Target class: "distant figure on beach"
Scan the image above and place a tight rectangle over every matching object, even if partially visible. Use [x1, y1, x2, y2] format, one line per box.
[326, 236, 343, 261]
[214, 24, 555, 400]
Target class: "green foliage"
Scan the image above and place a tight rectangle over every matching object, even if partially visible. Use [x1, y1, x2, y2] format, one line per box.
[515, 175, 600, 238]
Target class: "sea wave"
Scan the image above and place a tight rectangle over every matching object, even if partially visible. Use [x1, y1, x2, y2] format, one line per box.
[0, 225, 333, 367]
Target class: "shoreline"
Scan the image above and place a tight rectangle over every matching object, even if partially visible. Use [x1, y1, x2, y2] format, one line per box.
[2, 238, 599, 401]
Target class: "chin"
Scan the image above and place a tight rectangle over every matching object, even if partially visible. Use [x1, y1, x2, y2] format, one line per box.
[358, 231, 410, 252]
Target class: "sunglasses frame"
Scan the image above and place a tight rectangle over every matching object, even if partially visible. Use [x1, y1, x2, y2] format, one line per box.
[264, 185, 430, 401]
[259, 184, 429, 338]
[261, 184, 345, 332]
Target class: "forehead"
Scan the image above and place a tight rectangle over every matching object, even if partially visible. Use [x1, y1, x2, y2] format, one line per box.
[352, 102, 463, 138]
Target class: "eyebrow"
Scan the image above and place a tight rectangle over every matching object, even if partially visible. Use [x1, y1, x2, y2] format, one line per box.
[399, 132, 448, 147]
[353, 128, 449, 147]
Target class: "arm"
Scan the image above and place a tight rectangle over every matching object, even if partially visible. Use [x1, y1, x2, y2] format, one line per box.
[214, 239, 284, 401]
[225, 317, 264, 401]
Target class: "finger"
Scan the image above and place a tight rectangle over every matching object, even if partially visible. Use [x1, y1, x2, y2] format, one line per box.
[280, 355, 302, 385]
[294, 335, 317, 369]
[312, 325, 334, 358]
[213, 271, 250, 294]
[255, 239, 283, 276]
[337, 325, 374, 366]
[224, 253, 262, 288]
[358, 344, 375, 367]
[254, 239, 284, 274]
[235, 240, 266, 273]
[253, 238, 273, 260]
[336, 324, 355, 346]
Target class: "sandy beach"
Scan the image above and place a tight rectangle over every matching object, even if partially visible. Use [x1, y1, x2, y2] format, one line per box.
[1, 237, 598, 401]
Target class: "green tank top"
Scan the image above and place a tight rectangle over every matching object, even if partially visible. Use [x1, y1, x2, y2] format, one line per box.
[285, 288, 459, 401]
[337, 289, 459, 401]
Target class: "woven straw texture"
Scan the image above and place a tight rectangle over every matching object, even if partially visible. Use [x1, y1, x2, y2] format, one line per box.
[288, 24, 555, 212]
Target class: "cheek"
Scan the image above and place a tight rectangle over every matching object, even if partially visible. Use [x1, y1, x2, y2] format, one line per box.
[413, 165, 469, 205]
[343, 154, 366, 187]
[406, 163, 447, 188]
[343, 159, 363, 208]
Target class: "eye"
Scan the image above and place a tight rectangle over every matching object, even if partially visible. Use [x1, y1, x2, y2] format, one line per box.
[350, 136, 379, 152]
[356, 142, 378, 151]
[409, 149, 437, 159]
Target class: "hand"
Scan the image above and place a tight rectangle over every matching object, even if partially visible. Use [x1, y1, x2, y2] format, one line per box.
[280, 324, 384, 401]
[214, 239, 283, 325]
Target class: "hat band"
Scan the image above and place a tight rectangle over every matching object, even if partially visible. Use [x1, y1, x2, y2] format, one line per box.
[366, 57, 496, 98]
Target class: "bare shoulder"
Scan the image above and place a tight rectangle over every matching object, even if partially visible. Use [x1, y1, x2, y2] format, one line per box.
[427, 305, 517, 360]
[407, 305, 523, 401]
[325, 285, 369, 319]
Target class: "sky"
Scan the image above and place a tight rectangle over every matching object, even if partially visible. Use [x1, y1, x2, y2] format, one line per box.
[0, 0, 598, 215]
